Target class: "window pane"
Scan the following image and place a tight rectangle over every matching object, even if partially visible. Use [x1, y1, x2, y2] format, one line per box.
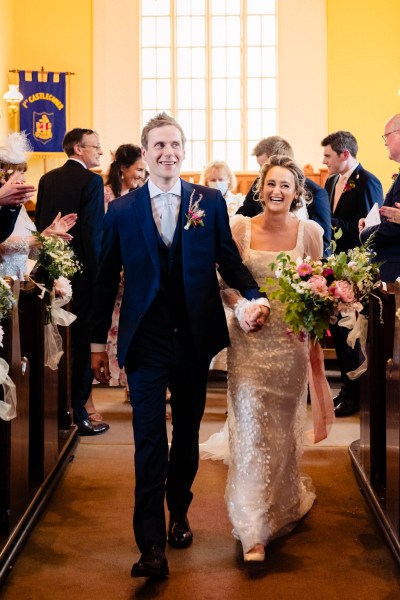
[226, 16, 240, 45]
[262, 78, 276, 108]
[142, 49, 157, 77]
[177, 48, 191, 77]
[262, 15, 276, 44]
[212, 48, 227, 77]
[191, 79, 206, 109]
[191, 141, 207, 170]
[212, 79, 227, 108]
[156, 48, 170, 77]
[226, 110, 241, 139]
[191, 17, 206, 46]
[226, 48, 240, 77]
[142, 0, 170, 16]
[177, 17, 192, 46]
[157, 80, 171, 110]
[262, 47, 276, 76]
[247, 48, 261, 77]
[247, 0, 275, 14]
[156, 18, 171, 46]
[177, 79, 191, 108]
[191, 110, 206, 138]
[226, 79, 240, 108]
[262, 109, 276, 135]
[212, 141, 226, 161]
[192, 48, 206, 77]
[141, 18, 156, 46]
[248, 78, 261, 108]
[212, 16, 226, 46]
[247, 16, 260, 46]
[142, 80, 157, 109]
[212, 110, 226, 139]
[247, 109, 263, 139]
[226, 141, 241, 171]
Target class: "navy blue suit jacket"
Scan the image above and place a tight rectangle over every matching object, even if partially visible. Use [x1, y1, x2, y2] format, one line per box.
[90, 179, 265, 365]
[0, 205, 21, 243]
[325, 163, 383, 253]
[360, 174, 400, 282]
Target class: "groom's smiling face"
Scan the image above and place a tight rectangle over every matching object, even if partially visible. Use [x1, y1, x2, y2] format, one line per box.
[142, 125, 185, 187]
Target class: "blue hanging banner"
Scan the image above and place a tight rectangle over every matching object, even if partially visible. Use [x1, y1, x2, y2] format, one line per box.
[18, 71, 66, 152]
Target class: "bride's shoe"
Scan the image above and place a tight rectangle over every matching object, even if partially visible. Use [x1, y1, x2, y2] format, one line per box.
[243, 544, 265, 562]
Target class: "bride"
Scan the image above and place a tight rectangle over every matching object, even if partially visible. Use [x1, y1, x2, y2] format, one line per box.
[203, 155, 323, 562]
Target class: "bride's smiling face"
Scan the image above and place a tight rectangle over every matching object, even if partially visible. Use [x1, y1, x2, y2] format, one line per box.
[262, 166, 297, 212]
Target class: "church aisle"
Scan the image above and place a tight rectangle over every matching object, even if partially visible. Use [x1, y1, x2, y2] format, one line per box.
[0, 385, 399, 600]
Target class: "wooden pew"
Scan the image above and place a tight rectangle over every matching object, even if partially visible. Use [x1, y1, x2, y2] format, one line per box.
[0, 279, 30, 536]
[349, 282, 400, 566]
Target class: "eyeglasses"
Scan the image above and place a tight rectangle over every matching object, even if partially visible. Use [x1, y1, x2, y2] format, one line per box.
[79, 144, 102, 151]
[382, 129, 400, 142]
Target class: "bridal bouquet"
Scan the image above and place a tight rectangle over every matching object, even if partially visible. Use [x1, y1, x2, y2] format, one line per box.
[0, 277, 14, 347]
[261, 234, 381, 343]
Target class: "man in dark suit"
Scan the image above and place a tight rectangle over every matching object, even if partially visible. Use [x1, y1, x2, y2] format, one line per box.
[35, 128, 108, 436]
[321, 130, 384, 416]
[90, 113, 270, 578]
[237, 136, 332, 256]
[359, 113, 400, 282]
[0, 178, 35, 243]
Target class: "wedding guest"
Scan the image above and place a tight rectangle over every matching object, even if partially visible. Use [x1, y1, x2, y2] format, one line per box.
[90, 112, 270, 579]
[36, 128, 109, 437]
[0, 176, 35, 244]
[359, 113, 400, 281]
[237, 136, 331, 256]
[218, 155, 323, 562]
[199, 160, 243, 216]
[104, 144, 147, 210]
[103, 144, 147, 391]
[0, 132, 77, 279]
[321, 130, 383, 417]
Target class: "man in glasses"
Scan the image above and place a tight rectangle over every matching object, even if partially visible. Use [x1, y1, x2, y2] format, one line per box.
[321, 130, 384, 417]
[35, 128, 109, 436]
[359, 114, 400, 282]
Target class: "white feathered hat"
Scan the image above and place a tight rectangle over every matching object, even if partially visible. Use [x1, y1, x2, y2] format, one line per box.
[0, 131, 32, 166]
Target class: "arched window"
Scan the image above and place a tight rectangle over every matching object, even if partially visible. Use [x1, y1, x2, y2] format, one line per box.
[140, 0, 277, 171]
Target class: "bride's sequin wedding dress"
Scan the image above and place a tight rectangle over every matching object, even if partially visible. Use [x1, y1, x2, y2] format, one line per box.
[202, 215, 323, 553]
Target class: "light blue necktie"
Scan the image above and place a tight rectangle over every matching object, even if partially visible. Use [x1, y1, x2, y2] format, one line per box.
[159, 193, 176, 247]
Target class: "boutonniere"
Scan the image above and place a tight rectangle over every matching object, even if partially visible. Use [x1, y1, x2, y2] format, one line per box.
[391, 168, 400, 181]
[184, 190, 205, 230]
[343, 180, 356, 193]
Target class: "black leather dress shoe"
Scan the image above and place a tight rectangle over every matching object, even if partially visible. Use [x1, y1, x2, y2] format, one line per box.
[76, 419, 110, 436]
[131, 545, 169, 578]
[167, 513, 193, 548]
[334, 398, 359, 417]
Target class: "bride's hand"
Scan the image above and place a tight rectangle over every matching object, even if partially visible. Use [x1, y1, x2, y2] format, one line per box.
[241, 304, 269, 333]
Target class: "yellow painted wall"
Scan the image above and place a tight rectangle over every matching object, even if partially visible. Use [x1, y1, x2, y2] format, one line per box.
[0, 0, 16, 141]
[326, 0, 400, 192]
[1, 0, 94, 194]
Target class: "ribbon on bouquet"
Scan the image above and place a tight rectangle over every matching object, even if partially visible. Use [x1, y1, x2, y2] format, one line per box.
[338, 312, 368, 380]
[0, 357, 17, 421]
[45, 295, 77, 370]
[307, 340, 335, 443]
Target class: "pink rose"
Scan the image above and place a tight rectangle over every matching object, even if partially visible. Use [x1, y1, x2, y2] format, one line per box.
[297, 262, 313, 277]
[305, 275, 329, 297]
[329, 280, 355, 303]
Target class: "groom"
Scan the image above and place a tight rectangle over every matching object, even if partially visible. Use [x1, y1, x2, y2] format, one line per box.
[90, 113, 270, 578]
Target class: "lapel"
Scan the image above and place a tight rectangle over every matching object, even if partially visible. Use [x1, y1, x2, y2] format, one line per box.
[180, 178, 196, 265]
[328, 174, 339, 209]
[131, 183, 159, 265]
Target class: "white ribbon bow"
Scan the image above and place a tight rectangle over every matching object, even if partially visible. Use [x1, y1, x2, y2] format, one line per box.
[0, 357, 17, 421]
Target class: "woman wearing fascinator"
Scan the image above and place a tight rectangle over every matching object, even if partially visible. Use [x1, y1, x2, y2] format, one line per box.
[0, 131, 77, 280]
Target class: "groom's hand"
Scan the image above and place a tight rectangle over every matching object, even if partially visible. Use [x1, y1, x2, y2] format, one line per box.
[91, 351, 111, 384]
[241, 304, 270, 332]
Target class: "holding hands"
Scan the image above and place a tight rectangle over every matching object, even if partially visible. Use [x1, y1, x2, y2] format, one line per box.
[235, 298, 270, 333]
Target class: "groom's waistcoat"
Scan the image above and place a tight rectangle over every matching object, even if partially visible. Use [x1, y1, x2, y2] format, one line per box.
[129, 215, 193, 359]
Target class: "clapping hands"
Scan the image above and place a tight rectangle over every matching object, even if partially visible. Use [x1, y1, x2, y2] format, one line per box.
[42, 212, 78, 241]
